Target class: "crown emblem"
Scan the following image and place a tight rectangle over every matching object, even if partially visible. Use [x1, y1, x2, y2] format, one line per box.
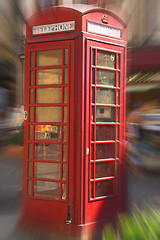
[102, 13, 108, 24]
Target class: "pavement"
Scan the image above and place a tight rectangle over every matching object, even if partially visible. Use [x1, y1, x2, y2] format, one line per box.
[0, 148, 160, 239]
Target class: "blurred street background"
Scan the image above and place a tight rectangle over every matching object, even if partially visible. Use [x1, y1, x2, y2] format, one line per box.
[1, 0, 160, 239]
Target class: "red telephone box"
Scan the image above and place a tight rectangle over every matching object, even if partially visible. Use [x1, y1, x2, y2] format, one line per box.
[23, 4, 126, 232]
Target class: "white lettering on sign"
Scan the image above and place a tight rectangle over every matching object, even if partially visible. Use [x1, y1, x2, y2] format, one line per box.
[32, 21, 75, 35]
[88, 21, 121, 39]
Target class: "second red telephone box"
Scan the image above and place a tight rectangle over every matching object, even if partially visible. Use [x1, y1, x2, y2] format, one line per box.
[23, 4, 127, 230]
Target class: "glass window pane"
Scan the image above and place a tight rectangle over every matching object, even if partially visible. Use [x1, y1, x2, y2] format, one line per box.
[97, 51, 116, 68]
[97, 70, 115, 86]
[36, 107, 61, 123]
[30, 52, 34, 67]
[116, 161, 119, 176]
[92, 49, 95, 66]
[91, 107, 95, 122]
[34, 162, 60, 180]
[63, 145, 67, 161]
[29, 89, 33, 104]
[29, 125, 33, 141]
[64, 68, 68, 84]
[30, 71, 34, 86]
[117, 54, 120, 69]
[117, 108, 120, 122]
[117, 90, 120, 105]
[62, 183, 66, 200]
[27, 180, 32, 196]
[34, 181, 60, 199]
[35, 125, 61, 141]
[29, 107, 33, 122]
[91, 182, 94, 199]
[62, 164, 67, 180]
[63, 107, 67, 123]
[96, 143, 115, 159]
[28, 143, 32, 159]
[91, 144, 94, 160]
[92, 87, 95, 103]
[36, 69, 62, 85]
[36, 88, 62, 104]
[117, 72, 120, 87]
[64, 48, 68, 65]
[96, 125, 115, 141]
[116, 126, 119, 140]
[64, 87, 68, 104]
[91, 163, 94, 179]
[116, 143, 119, 158]
[92, 68, 95, 84]
[37, 49, 62, 67]
[96, 107, 115, 122]
[28, 162, 32, 178]
[95, 161, 115, 178]
[63, 126, 67, 142]
[34, 143, 61, 161]
[95, 180, 114, 198]
[96, 88, 115, 104]
[91, 125, 94, 141]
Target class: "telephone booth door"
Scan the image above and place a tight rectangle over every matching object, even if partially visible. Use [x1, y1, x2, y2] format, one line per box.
[85, 40, 126, 223]
[23, 40, 75, 223]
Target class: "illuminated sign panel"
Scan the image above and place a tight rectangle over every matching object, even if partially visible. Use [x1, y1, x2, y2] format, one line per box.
[88, 21, 121, 39]
[32, 21, 75, 35]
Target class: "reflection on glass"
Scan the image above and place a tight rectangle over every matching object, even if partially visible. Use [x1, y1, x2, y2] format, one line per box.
[27, 180, 32, 196]
[35, 125, 61, 141]
[36, 69, 62, 85]
[96, 107, 115, 122]
[95, 161, 115, 178]
[34, 162, 60, 180]
[64, 68, 68, 84]
[97, 51, 116, 68]
[96, 88, 115, 104]
[29, 125, 33, 141]
[36, 88, 62, 104]
[62, 183, 66, 200]
[64, 48, 68, 65]
[34, 181, 60, 199]
[63, 107, 67, 123]
[37, 49, 62, 67]
[28, 143, 32, 159]
[28, 162, 32, 178]
[30, 71, 34, 85]
[97, 70, 115, 86]
[96, 125, 115, 141]
[36, 107, 61, 123]
[96, 143, 115, 159]
[62, 164, 67, 180]
[34, 143, 61, 161]
[64, 87, 68, 104]
[63, 126, 67, 142]
[29, 107, 33, 122]
[63, 145, 67, 161]
[29, 89, 33, 104]
[30, 52, 34, 67]
[95, 180, 114, 197]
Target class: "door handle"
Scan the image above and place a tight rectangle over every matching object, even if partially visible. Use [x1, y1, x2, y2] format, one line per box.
[65, 205, 72, 224]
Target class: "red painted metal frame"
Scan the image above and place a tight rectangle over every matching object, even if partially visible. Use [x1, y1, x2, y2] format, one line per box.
[84, 39, 126, 224]
[23, 40, 75, 223]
